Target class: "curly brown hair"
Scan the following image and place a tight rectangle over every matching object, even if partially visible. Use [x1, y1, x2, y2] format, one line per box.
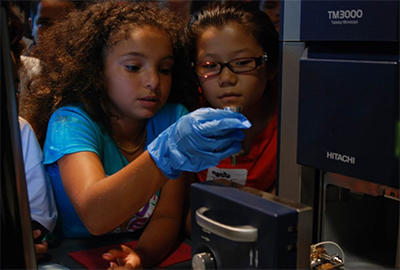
[20, 1, 195, 146]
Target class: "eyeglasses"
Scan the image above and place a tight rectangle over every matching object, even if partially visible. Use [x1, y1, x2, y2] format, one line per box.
[194, 53, 268, 79]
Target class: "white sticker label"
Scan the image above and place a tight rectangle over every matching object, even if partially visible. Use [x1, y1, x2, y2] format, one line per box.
[206, 167, 248, 186]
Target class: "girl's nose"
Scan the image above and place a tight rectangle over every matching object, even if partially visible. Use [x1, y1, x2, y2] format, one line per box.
[144, 69, 160, 91]
[218, 66, 238, 87]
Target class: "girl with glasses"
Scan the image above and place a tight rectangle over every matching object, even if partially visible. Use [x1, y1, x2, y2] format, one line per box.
[184, 2, 279, 206]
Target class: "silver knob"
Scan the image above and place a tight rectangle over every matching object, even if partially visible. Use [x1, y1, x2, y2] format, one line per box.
[192, 252, 216, 270]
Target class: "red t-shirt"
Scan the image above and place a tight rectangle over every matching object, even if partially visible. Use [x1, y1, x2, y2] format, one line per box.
[197, 114, 277, 191]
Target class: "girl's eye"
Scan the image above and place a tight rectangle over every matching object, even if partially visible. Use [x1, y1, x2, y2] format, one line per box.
[200, 62, 218, 70]
[159, 67, 173, 75]
[232, 59, 253, 66]
[125, 65, 141, 72]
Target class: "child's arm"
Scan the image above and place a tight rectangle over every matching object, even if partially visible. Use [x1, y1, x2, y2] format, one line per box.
[57, 108, 250, 235]
[58, 151, 169, 235]
[133, 175, 186, 268]
[102, 175, 186, 269]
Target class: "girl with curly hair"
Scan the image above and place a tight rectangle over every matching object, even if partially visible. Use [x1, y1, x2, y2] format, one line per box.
[20, 1, 250, 268]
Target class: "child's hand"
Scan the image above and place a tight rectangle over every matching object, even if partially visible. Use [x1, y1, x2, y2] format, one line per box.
[33, 229, 48, 259]
[102, 245, 142, 270]
[148, 107, 251, 179]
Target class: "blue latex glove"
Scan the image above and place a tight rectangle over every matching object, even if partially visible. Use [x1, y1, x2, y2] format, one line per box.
[148, 108, 251, 179]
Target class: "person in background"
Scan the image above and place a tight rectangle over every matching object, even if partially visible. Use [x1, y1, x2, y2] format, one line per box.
[260, 0, 280, 32]
[183, 2, 279, 234]
[20, 2, 250, 268]
[5, 1, 58, 261]
[19, 117, 58, 260]
[30, 0, 88, 45]
[18, 0, 89, 100]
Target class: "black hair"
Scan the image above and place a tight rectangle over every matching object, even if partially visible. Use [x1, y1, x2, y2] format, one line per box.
[184, 2, 279, 72]
[183, 2, 280, 109]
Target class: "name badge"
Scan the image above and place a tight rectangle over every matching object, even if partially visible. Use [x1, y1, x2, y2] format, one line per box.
[206, 167, 248, 186]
